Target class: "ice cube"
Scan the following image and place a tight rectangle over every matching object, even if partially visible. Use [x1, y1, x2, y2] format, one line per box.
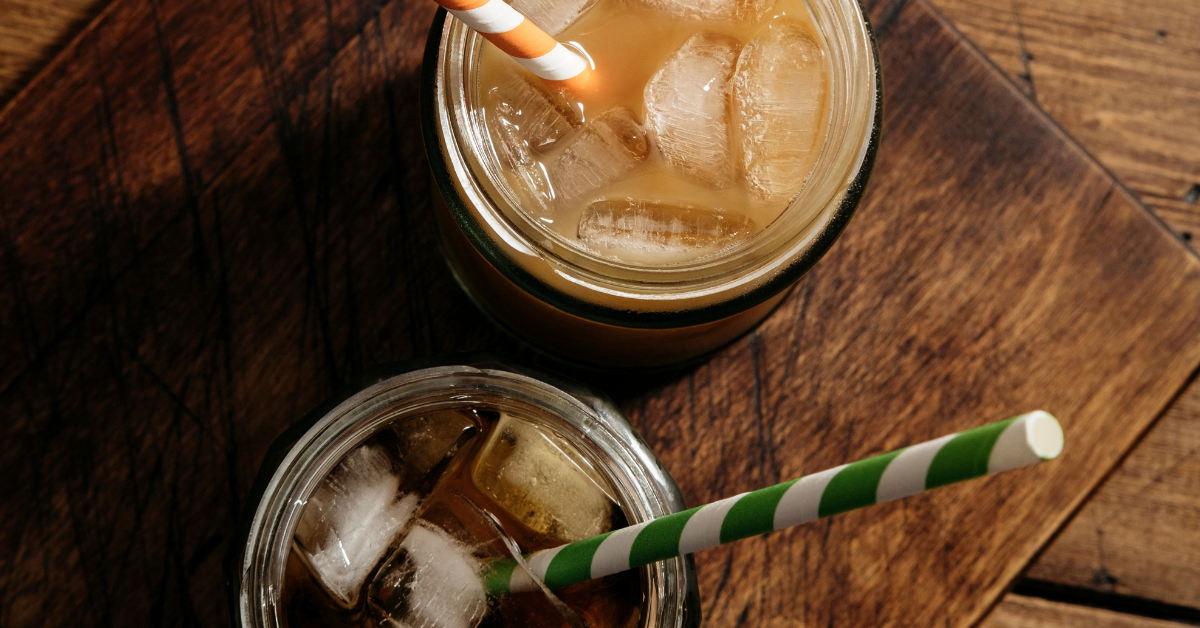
[294, 445, 419, 606]
[472, 413, 615, 542]
[578, 198, 755, 254]
[511, 0, 598, 36]
[552, 107, 651, 207]
[493, 117, 556, 214]
[390, 411, 482, 492]
[644, 33, 740, 189]
[487, 73, 582, 153]
[371, 523, 487, 628]
[487, 75, 582, 214]
[631, 0, 775, 23]
[732, 20, 828, 203]
[461, 496, 592, 628]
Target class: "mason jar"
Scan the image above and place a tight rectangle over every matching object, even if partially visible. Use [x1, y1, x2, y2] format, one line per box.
[421, 0, 881, 369]
[227, 356, 701, 628]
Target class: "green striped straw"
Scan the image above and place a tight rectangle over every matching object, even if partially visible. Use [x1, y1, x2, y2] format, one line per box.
[484, 411, 1063, 596]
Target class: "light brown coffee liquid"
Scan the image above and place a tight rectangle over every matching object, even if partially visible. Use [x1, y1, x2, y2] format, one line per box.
[478, 0, 830, 266]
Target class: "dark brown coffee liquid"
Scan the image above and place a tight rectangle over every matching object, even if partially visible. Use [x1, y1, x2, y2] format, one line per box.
[281, 408, 643, 628]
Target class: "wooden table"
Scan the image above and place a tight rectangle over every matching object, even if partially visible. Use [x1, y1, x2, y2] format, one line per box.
[2, 0, 1199, 626]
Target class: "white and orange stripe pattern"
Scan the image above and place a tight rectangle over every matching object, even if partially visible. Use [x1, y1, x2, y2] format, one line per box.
[438, 0, 594, 92]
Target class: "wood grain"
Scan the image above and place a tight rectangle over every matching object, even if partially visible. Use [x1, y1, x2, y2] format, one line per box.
[6, 5, 1200, 618]
[0, 0, 487, 624]
[5, 1, 1200, 619]
[618, 3, 1200, 625]
[0, 0, 410, 395]
[928, 0, 1200, 240]
[1024, 380, 1200, 608]
[981, 595, 1189, 628]
[2, 1, 1200, 628]
[925, 0, 1200, 613]
[0, 0, 108, 103]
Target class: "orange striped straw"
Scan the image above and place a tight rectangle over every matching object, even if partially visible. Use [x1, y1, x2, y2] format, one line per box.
[436, 0, 595, 93]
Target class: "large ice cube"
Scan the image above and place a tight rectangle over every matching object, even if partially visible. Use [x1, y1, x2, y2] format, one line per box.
[732, 20, 828, 203]
[371, 523, 487, 628]
[578, 199, 755, 254]
[631, 0, 775, 23]
[511, 0, 598, 36]
[294, 445, 419, 606]
[390, 410, 482, 492]
[645, 33, 740, 189]
[487, 75, 582, 214]
[472, 413, 615, 542]
[487, 73, 582, 153]
[552, 107, 651, 207]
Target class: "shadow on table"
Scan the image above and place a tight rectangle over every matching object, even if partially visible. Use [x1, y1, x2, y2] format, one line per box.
[0, 30, 702, 623]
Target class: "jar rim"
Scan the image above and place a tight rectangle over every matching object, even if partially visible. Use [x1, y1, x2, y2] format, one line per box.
[421, 1, 882, 329]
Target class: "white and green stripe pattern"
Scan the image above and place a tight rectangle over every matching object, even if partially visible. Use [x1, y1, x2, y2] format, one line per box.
[484, 411, 1063, 595]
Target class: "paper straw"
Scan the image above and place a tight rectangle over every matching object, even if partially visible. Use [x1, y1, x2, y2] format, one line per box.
[436, 0, 593, 93]
[484, 411, 1064, 595]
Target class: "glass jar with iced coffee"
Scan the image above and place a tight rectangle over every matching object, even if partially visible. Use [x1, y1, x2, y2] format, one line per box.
[228, 358, 700, 628]
[425, 0, 879, 367]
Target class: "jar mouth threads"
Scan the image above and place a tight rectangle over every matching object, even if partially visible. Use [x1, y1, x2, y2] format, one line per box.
[426, 0, 880, 323]
[228, 358, 699, 628]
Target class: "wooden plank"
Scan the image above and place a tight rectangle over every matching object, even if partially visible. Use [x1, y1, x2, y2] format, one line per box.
[6, 0, 1195, 231]
[924, 0, 1200, 612]
[1022, 380, 1200, 608]
[622, 2, 1200, 624]
[0, 4, 482, 625]
[5, 0, 1200, 618]
[927, 0, 1200, 239]
[981, 595, 1189, 628]
[0, 0, 107, 103]
[0, 0, 419, 394]
[3, 1, 1200, 627]
[6, 2, 1199, 616]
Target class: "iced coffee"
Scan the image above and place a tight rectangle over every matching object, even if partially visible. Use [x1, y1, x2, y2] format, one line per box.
[425, 0, 879, 367]
[284, 408, 641, 628]
[481, 0, 829, 266]
[229, 361, 697, 628]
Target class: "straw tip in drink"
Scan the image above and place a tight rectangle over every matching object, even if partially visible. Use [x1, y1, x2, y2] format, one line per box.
[1022, 411, 1063, 460]
[547, 65, 598, 96]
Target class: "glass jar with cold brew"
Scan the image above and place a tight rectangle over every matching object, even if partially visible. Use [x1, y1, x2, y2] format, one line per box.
[227, 356, 701, 628]
[422, 0, 881, 368]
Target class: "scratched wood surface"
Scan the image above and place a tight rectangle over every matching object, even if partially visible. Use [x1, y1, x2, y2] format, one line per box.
[929, 0, 1200, 614]
[7, 2, 1200, 622]
[981, 596, 1188, 628]
[7, 4, 1200, 620]
[930, 0, 1200, 236]
[1022, 381, 1200, 611]
[4, 1, 1200, 628]
[0, 0, 106, 103]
